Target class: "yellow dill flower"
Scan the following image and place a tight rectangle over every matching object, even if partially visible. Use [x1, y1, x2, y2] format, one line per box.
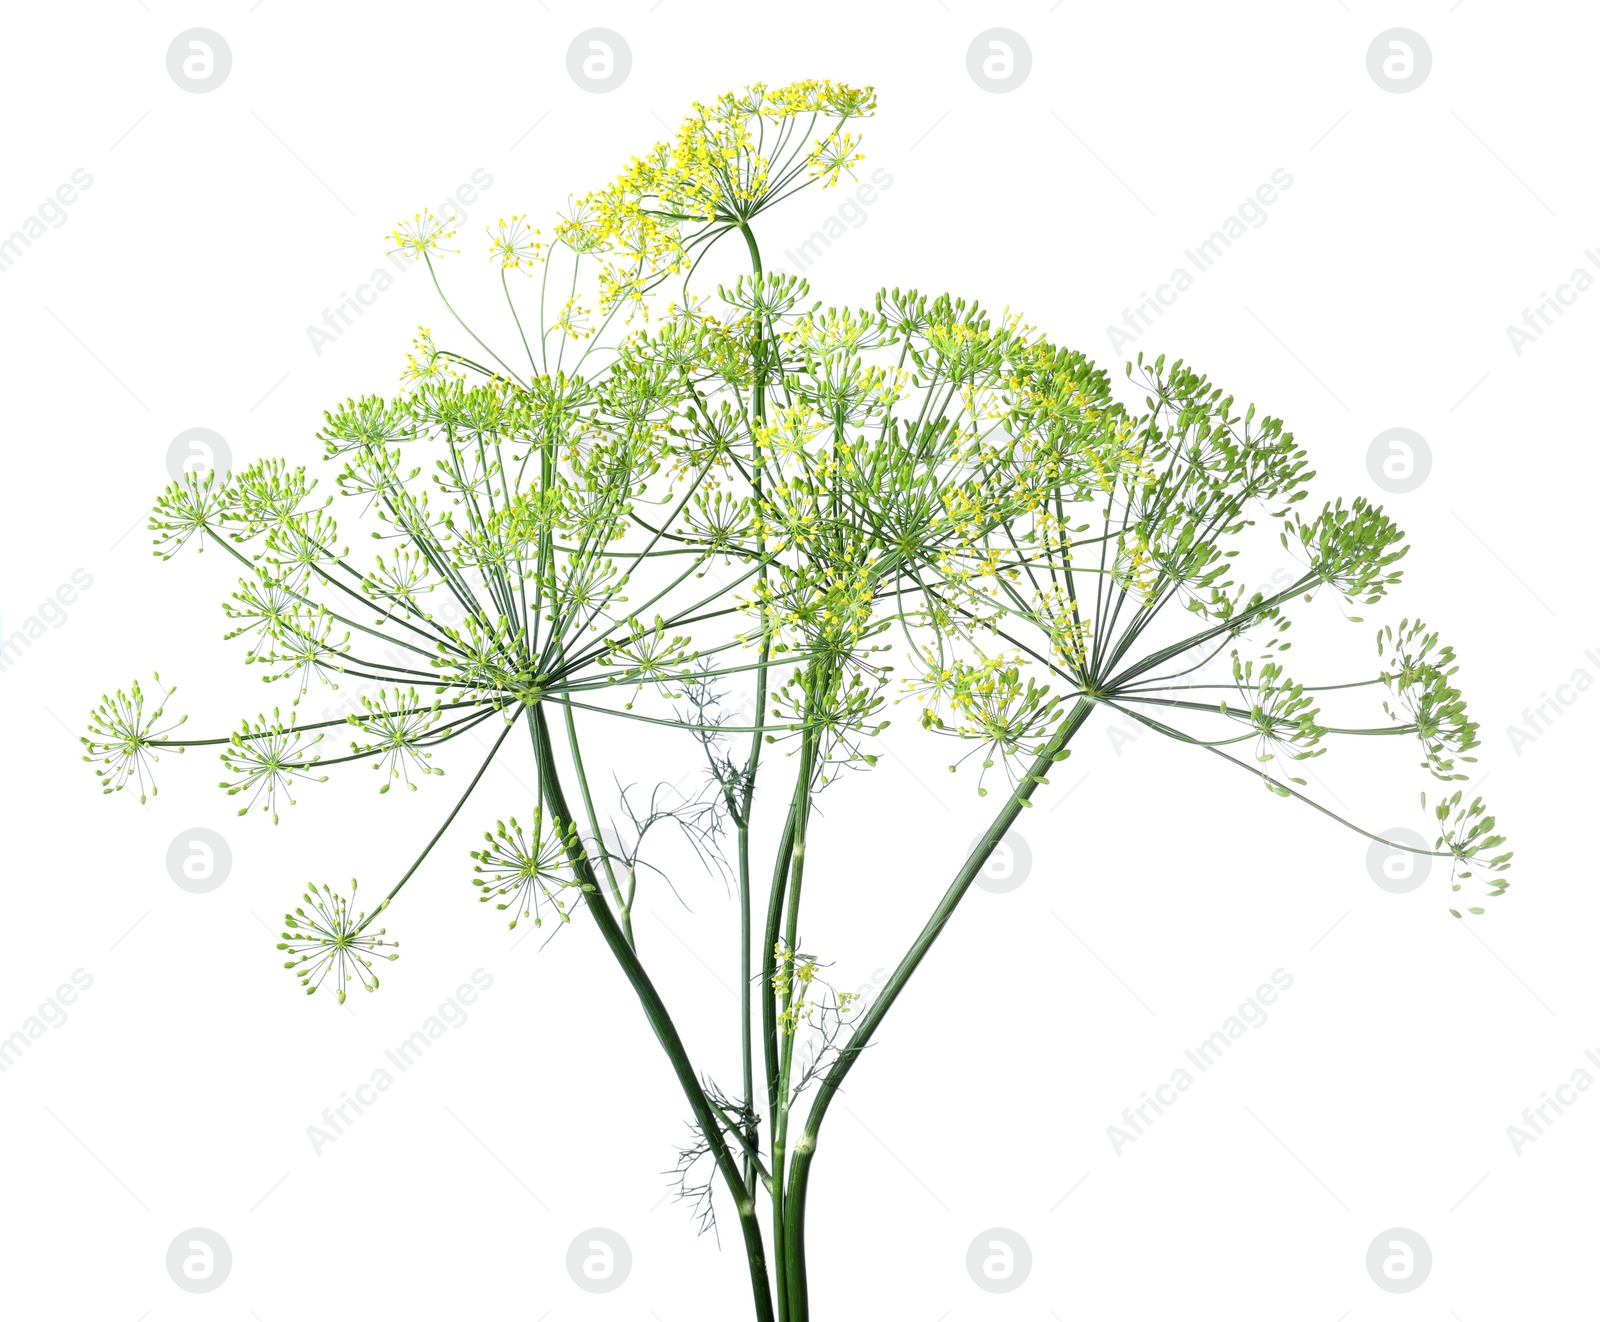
[549, 80, 875, 315]
[806, 130, 866, 188]
[487, 214, 543, 271]
[553, 298, 594, 341]
[388, 210, 457, 261]
[400, 327, 457, 383]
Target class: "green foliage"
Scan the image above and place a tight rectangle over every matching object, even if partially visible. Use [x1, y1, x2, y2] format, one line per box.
[82, 78, 1518, 1321]
[88, 80, 1515, 945]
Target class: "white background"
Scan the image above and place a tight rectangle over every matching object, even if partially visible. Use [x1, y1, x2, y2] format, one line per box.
[0, 2, 1593, 1318]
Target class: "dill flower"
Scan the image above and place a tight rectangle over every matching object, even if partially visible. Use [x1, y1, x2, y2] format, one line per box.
[804, 131, 865, 188]
[348, 686, 445, 791]
[218, 709, 327, 822]
[1229, 654, 1326, 790]
[401, 327, 458, 383]
[552, 80, 875, 315]
[552, 297, 595, 341]
[222, 571, 309, 665]
[1378, 619, 1480, 780]
[1428, 791, 1513, 915]
[389, 209, 457, 261]
[80, 674, 186, 803]
[318, 394, 415, 455]
[488, 214, 543, 270]
[470, 810, 584, 929]
[149, 470, 233, 559]
[278, 879, 397, 1002]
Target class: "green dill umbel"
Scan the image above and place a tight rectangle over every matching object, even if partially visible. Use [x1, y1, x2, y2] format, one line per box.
[81, 79, 1511, 1321]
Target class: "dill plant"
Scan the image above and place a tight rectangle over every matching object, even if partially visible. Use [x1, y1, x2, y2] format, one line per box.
[82, 81, 1511, 1319]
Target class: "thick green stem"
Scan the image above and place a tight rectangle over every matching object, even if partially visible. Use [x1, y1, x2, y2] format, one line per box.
[781, 699, 1095, 1320]
[762, 794, 802, 1121]
[735, 213, 789, 1316]
[737, 821, 757, 1193]
[528, 704, 774, 1322]
[761, 773, 805, 1322]
[736, 216, 771, 1152]
[771, 730, 816, 1304]
[561, 700, 628, 946]
[775, 732, 817, 1158]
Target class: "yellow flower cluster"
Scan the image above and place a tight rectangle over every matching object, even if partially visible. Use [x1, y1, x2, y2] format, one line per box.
[551, 80, 875, 313]
[753, 403, 824, 461]
[487, 215, 543, 271]
[388, 210, 457, 262]
[400, 328, 459, 384]
[771, 940, 859, 1034]
[1032, 585, 1092, 670]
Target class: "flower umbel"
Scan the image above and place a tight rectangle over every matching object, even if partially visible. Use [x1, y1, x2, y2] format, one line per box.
[149, 470, 232, 559]
[488, 214, 543, 271]
[348, 686, 446, 792]
[278, 880, 397, 1002]
[1429, 790, 1513, 915]
[389, 210, 457, 261]
[470, 810, 584, 930]
[218, 709, 327, 822]
[80, 674, 186, 803]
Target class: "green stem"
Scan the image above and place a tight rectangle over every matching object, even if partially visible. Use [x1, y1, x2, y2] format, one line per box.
[561, 700, 627, 946]
[356, 710, 518, 932]
[737, 819, 756, 1193]
[781, 698, 1095, 1320]
[762, 777, 804, 1322]
[773, 737, 815, 1316]
[527, 703, 774, 1322]
[736, 212, 782, 1307]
